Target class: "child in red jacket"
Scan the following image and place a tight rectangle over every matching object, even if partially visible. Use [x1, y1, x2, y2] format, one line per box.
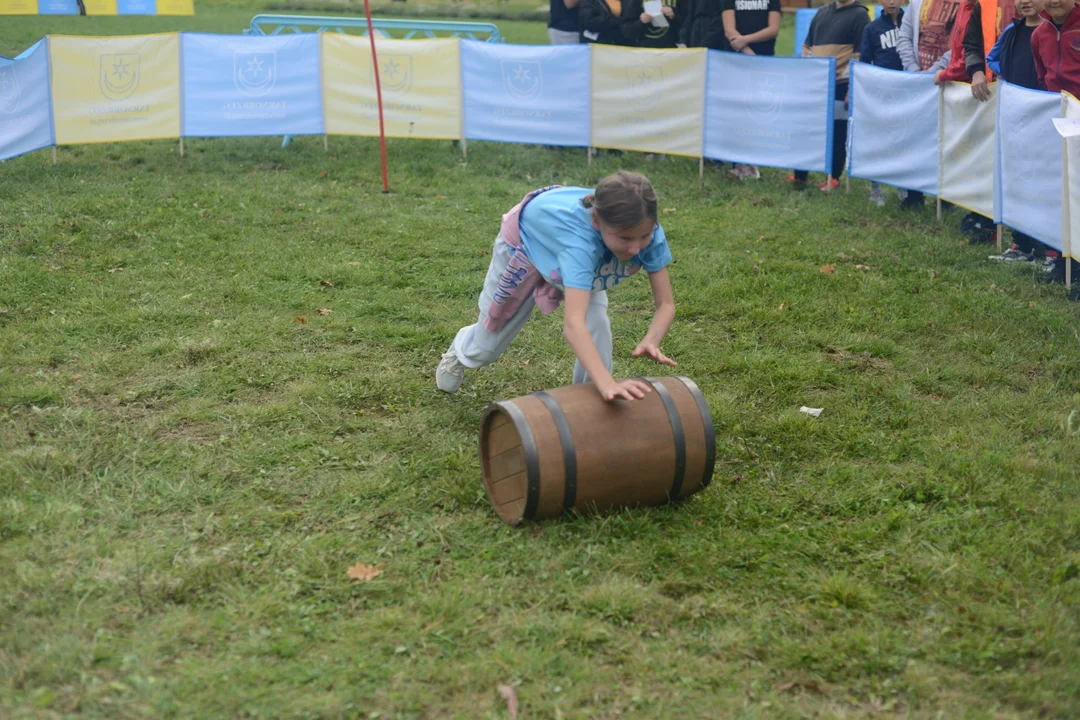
[1032, 0, 1080, 97]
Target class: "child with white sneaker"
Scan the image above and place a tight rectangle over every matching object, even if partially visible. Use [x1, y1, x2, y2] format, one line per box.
[436, 171, 678, 402]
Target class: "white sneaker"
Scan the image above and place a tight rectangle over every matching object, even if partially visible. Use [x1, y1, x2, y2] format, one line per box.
[436, 351, 466, 394]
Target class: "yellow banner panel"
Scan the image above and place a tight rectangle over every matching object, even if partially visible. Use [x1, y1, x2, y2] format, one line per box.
[0, 0, 38, 15]
[83, 0, 118, 15]
[322, 35, 461, 141]
[591, 46, 706, 157]
[940, 82, 996, 218]
[51, 34, 181, 145]
[156, 0, 194, 15]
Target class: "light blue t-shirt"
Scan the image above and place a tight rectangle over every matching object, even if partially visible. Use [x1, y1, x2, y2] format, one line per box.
[518, 187, 672, 292]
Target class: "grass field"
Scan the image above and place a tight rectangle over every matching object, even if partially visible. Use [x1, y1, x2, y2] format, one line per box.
[3, 6, 1080, 719]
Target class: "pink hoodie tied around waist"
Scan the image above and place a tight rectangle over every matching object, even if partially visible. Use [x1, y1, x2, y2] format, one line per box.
[482, 186, 565, 333]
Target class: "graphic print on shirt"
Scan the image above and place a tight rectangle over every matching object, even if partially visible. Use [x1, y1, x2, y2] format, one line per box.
[918, 0, 961, 71]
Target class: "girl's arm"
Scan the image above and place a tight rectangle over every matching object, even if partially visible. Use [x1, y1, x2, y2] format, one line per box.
[632, 268, 677, 366]
[563, 289, 652, 401]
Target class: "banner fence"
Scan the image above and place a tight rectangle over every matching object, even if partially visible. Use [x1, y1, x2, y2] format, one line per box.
[0, 32, 1077, 259]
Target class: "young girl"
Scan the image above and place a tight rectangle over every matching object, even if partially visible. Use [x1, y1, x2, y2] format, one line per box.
[436, 171, 677, 402]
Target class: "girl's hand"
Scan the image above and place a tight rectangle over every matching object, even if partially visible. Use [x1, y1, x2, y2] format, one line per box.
[933, 70, 945, 85]
[729, 34, 747, 51]
[661, 5, 674, 18]
[632, 341, 677, 367]
[599, 378, 653, 402]
[640, 12, 653, 23]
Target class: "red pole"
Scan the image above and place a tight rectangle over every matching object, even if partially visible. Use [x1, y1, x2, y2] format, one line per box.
[362, 0, 391, 193]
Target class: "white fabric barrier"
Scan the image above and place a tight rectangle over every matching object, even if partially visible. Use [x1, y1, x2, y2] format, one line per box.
[1064, 93, 1079, 263]
[940, 82, 997, 219]
[848, 63, 938, 195]
[996, 81, 1062, 250]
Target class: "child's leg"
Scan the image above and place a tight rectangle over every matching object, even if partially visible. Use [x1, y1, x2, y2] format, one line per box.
[450, 237, 536, 369]
[572, 290, 612, 385]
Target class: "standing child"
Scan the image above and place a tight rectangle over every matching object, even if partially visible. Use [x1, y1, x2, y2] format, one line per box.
[1032, 0, 1080, 293]
[436, 172, 678, 401]
[1032, 0, 1080, 98]
[859, 0, 906, 205]
[979, 0, 1058, 266]
[723, 0, 782, 180]
[621, 0, 684, 48]
[789, 0, 871, 191]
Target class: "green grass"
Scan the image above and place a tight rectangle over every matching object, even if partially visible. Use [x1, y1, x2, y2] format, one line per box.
[2, 8, 1080, 720]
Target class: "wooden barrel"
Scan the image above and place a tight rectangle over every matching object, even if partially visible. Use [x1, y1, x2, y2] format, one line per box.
[479, 376, 715, 525]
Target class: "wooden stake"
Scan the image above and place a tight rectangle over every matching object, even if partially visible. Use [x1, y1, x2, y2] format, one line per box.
[461, 137, 468, 160]
[587, 147, 593, 168]
[324, 134, 328, 152]
[52, 147, 57, 164]
[826, 175, 834, 193]
[179, 138, 184, 158]
[845, 176, 851, 194]
[996, 224, 1003, 253]
[937, 197, 942, 221]
[699, 156, 704, 180]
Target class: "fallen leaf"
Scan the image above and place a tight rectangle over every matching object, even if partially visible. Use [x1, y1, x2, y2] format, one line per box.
[498, 685, 519, 719]
[1028, 301, 1037, 308]
[778, 301, 790, 310]
[316, 308, 333, 316]
[662, 207, 677, 215]
[854, 264, 871, 271]
[777, 682, 796, 692]
[819, 264, 837, 275]
[436, 195, 448, 200]
[318, 170, 328, 177]
[929, 269, 940, 278]
[346, 562, 385, 581]
[295, 316, 308, 324]
[107, 267, 124, 273]
[320, 280, 335, 288]
[345, 261, 362, 266]
[752, 264, 760, 271]
[522, 360, 529, 366]
[836, 252, 850, 261]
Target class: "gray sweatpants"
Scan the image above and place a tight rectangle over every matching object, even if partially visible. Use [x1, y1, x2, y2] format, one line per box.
[450, 236, 612, 385]
[547, 28, 581, 45]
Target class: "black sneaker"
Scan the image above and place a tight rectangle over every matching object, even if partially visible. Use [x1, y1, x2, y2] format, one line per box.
[960, 212, 995, 244]
[1038, 257, 1067, 284]
[899, 194, 925, 210]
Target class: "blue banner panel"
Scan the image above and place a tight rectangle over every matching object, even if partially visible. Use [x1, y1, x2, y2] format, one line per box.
[704, 50, 834, 174]
[181, 33, 324, 138]
[461, 39, 590, 148]
[0, 40, 54, 162]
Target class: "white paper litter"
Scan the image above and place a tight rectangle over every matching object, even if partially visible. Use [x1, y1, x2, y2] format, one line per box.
[1052, 117, 1080, 138]
[799, 406, 824, 418]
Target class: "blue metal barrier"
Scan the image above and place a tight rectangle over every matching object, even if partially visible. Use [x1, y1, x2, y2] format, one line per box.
[245, 14, 502, 147]
[245, 14, 502, 43]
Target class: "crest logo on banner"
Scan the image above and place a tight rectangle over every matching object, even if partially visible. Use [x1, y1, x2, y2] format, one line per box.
[374, 54, 412, 98]
[100, 53, 141, 101]
[626, 66, 663, 112]
[745, 71, 785, 124]
[501, 61, 542, 105]
[234, 51, 277, 97]
[0, 66, 19, 114]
